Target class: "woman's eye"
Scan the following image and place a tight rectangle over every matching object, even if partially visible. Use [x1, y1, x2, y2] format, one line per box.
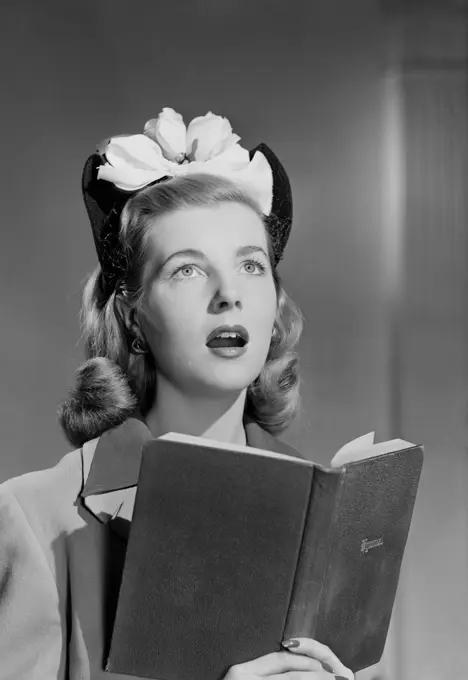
[171, 259, 267, 280]
[243, 259, 267, 275]
[173, 264, 200, 280]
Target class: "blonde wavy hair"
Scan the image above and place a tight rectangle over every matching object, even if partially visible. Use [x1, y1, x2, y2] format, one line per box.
[59, 175, 303, 447]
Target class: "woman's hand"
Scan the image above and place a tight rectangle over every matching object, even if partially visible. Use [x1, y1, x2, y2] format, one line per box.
[223, 637, 354, 679]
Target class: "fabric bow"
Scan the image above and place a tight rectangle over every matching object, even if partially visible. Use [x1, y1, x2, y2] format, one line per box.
[97, 108, 274, 215]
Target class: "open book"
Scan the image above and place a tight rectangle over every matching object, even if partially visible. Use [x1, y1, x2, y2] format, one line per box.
[106, 433, 423, 680]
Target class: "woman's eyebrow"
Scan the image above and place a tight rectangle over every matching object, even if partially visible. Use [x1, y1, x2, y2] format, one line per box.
[159, 245, 268, 270]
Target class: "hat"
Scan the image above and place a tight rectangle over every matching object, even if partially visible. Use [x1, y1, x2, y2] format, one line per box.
[82, 109, 293, 294]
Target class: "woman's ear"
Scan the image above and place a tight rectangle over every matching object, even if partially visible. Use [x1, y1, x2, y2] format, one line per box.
[114, 293, 140, 338]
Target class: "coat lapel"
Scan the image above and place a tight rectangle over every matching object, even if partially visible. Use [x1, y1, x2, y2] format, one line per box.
[80, 415, 303, 539]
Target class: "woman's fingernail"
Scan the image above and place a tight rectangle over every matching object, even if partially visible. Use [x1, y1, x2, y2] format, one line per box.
[282, 639, 300, 648]
[334, 676, 347, 679]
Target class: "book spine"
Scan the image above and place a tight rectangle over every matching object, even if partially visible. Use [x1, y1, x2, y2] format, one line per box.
[283, 467, 344, 639]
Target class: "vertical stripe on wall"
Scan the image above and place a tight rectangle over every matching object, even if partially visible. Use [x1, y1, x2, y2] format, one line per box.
[381, 3, 468, 679]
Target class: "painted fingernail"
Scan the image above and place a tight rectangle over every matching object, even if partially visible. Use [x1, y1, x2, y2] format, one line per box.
[334, 676, 347, 679]
[282, 639, 300, 648]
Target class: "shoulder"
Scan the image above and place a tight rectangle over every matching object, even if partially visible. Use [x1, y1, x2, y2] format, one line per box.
[274, 437, 305, 460]
[244, 416, 304, 459]
[0, 445, 88, 546]
[2, 446, 83, 504]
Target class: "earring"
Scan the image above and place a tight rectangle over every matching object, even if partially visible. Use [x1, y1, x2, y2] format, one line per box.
[131, 337, 147, 355]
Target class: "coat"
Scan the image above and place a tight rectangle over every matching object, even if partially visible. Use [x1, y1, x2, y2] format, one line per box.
[0, 416, 303, 680]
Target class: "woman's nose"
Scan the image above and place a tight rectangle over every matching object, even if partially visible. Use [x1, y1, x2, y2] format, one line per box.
[209, 279, 242, 313]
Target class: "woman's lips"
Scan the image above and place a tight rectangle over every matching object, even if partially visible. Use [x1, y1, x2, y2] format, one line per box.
[207, 344, 248, 359]
[205, 324, 249, 346]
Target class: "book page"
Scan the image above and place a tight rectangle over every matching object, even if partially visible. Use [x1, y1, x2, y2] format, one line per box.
[157, 431, 415, 469]
[330, 436, 415, 468]
[157, 432, 312, 465]
[332, 432, 376, 459]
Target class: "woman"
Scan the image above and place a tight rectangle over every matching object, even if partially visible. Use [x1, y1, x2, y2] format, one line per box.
[0, 108, 353, 680]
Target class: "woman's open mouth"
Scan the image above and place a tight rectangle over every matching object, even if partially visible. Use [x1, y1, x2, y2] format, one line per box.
[205, 325, 249, 358]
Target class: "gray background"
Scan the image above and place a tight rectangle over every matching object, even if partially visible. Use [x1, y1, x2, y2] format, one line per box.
[1, 2, 467, 679]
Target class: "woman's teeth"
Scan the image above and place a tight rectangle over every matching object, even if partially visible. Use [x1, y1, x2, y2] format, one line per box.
[207, 332, 246, 348]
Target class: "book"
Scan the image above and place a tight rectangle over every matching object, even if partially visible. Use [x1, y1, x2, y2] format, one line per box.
[106, 432, 423, 680]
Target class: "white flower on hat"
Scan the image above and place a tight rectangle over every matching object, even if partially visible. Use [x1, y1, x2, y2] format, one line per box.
[97, 108, 273, 215]
[144, 108, 186, 163]
[186, 112, 241, 162]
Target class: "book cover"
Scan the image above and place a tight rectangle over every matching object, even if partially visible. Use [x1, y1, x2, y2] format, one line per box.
[284, 447, 424, 671]
[106, 436, 423, 680]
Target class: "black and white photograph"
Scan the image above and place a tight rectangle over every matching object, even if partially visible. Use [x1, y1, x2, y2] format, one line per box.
[0, 2, 467, 679]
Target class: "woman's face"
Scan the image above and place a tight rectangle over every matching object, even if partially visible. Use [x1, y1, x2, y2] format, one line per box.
[138, 201, 278, 397]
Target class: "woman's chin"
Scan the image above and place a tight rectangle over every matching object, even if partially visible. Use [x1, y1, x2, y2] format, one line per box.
[189, 364, 262, 397]
[207, 355, 264, 384]
[169, 347, 268, 397]
[198, 376, 254, 396]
